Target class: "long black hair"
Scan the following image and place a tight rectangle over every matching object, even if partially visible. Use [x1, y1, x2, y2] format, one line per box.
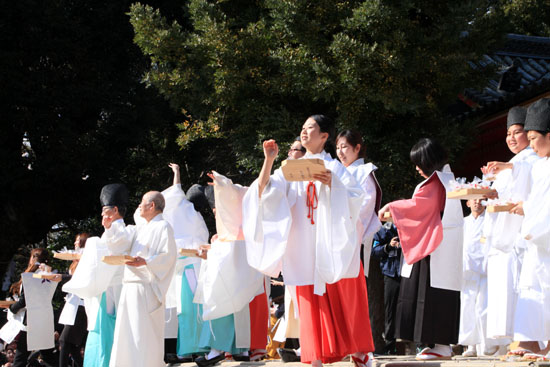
[308, 114, 336, 157]
[410, 138, 448, 176]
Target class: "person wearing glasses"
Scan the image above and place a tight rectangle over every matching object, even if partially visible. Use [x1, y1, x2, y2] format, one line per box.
[287, 138, 306, 160]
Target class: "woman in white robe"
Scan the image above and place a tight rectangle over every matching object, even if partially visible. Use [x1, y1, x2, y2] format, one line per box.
[486, 98, 550, 356]
[242, 115, 374, 367]
[160, 163, 210, 358]
[191, 172, 269, 365]
[481, 106, 539, 354]
[335, 129, 382, 273]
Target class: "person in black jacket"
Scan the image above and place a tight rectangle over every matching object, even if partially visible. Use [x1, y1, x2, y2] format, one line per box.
[371, 223, 401, 355]
[9, 248, 58, 367]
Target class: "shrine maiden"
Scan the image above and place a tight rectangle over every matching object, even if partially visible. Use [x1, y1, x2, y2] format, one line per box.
[481, 106, 538, 347]
[486, 98, 550, 353]
[243, 115, 374, 367]
[378, 138, 463, 360]
[155, 163, 210, 358]
[335, 129, 382, 274]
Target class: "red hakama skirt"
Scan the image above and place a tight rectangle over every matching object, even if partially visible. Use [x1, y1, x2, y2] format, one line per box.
[249, 291, 269, 350]
[296, 263, 374, 363]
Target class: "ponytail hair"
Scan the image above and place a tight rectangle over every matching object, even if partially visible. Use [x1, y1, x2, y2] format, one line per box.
[308, 114, 336, 157]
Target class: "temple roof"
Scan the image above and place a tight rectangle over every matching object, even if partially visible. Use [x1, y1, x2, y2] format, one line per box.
[454, 34, 550, 120]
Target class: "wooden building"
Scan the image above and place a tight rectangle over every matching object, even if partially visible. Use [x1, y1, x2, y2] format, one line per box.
[453, 34, 550, 179]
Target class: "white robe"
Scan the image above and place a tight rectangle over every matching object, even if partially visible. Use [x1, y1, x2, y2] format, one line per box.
[155, 184, 209, 338]
[484, 147, 538, 340]
[242, 151, 364, 295]
[459, 212, 500, 348]
[513, 157, 550, 341]
[63, 232, 125, 330]
[105, 213, 177, 367]
[346, 159, 382, 275]
[22, 272, 58, 350]
[193, 172, 265, 347]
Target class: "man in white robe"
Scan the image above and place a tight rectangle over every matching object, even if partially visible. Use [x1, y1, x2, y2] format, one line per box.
[63, 183, 128, 367]
[459, 199, 499, 356]
[103, 191, 177, 367]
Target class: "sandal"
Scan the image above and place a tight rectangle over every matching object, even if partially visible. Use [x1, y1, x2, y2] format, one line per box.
[507, 348, 533, 356]
[416, 346, 452, 360]
[250, 349, 267, 361]
[521, 352, 548, 362]
[351, 353, 372, 367]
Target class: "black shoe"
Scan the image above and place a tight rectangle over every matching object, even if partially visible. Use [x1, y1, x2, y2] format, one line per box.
[195, 353, 226, 367]
[277, 348, 300, 363]
[166, 353, 193, 364]
[232, 353, 250, 362]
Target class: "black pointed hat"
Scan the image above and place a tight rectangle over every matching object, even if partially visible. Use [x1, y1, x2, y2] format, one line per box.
[525, 98, 550, 133]
[100, 183, 129, 208]
[185, 184, 215, 211]
[506, 106, 527, 129]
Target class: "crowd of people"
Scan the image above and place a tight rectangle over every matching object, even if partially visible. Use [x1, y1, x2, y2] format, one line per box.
[0, 100, 549, 367]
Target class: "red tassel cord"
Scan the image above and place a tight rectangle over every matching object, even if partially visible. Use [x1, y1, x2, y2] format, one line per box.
[306, 181, 318, 225]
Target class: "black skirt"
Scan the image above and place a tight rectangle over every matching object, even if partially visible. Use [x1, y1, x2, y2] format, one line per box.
[59, 305, 88, 346]
[395, 256, 460, 345]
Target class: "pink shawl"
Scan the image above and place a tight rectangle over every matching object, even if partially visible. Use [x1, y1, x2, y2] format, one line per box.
[389, 174, 446, 265]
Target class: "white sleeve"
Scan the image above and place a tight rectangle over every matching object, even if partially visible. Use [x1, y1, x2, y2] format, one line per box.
[102, 220, 135, 255]
[511, 160, 534, 201]
[359, 173, 381, 242]
[242, 170, 292, 277]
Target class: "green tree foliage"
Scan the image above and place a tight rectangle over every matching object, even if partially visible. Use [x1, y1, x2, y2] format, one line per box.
[502, 0, 550, 36]
[0, 0, 186, 280]
[129, 0, 508, 201]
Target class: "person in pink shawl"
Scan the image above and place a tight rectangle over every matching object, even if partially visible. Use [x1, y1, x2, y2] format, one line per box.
[378, 138, 464, 360]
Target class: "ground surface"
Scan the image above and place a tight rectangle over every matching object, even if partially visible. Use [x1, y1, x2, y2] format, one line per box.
[170, 355, 550, 367]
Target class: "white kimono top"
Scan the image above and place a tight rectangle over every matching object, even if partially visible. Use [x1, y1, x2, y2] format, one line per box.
[346, 158, 382, 274]
[483, 147, 538, 253]
[243, 151, 364, 295]
[514, 157, 550, 293]
[462, 212, 487, 282]
[104, 214, 177, 305]
[194, 172, 265, 322]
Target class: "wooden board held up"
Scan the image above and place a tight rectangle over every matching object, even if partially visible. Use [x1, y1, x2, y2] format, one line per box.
[32, 273, 59, 280]
[54, 252, 81, 261]
[447, 188, 496, 200]
[179, 248, 200, 257]
[281, 159, 326, 182]
[102, 255, 134, 265]
[0, 300, 16, 308]
[487, 203, 515, 213]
